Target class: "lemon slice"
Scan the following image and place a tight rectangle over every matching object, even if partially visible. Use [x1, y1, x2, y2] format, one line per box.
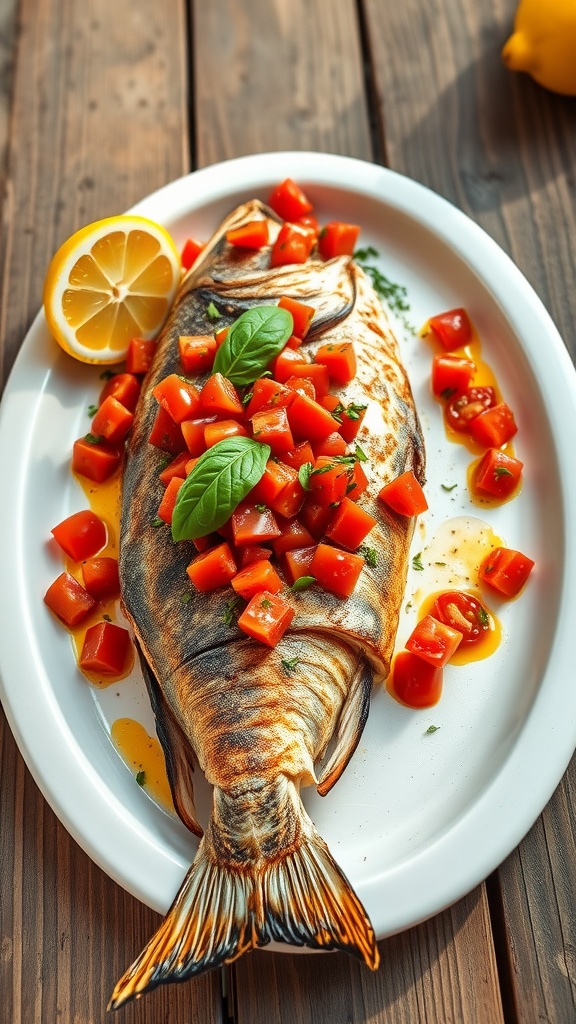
[43, 215, 181, 364]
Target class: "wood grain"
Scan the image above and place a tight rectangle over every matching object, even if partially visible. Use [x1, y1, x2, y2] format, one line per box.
[0, 0, 220, 1020]
[192, 0, 372, 166]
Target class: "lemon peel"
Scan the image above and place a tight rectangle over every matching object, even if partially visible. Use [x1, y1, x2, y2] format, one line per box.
[43, 215, 181, 364]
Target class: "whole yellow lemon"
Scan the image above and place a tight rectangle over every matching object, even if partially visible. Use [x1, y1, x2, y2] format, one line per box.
[502, 0, 576, 96]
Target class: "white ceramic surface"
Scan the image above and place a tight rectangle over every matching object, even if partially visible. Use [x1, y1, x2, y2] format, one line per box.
[1, 152, 576, 942]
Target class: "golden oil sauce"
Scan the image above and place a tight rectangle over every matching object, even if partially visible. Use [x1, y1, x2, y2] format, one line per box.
[408, 515, 505, 665]
[111, 718, 175, 814]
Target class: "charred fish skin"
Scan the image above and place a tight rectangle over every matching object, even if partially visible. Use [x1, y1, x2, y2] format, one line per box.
[111, 199, 424, 1008]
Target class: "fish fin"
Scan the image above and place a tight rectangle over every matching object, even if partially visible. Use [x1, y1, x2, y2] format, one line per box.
[139, 650, 203, 837]
[108, 835, 258, 1011]
[262, 804, 380, 970]
[316, 656, 372, 797]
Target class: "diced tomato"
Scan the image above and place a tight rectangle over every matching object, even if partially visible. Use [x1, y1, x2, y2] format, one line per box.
[51, 509, 107, 560]
[432, 591, 493, 647]
[91, 395, 134, 444]
[214, 326, 229, 347]
[126, 337, 156, 375]
[226, 220, 269, 249]
[469, 402, 518, 449]
[44, 572, 96, 626]
[445, 386, 497, 433]
[378, 470, 428, 516]
[153, 374, 201, 424]
[286, 334, 303, 349]
[180, 416, 216, 456]
[339, 403, 367, 443]
[192, 532, 218, 553]
[277, 296, 315, 339]
[294, 214, 319, 237]
[390, 651, 443, 709]
[282, 544, 317, 585]
[431, 354, 476, 399]
[81, 557, 120, 599]
[269, 477, 306, 519]
[237, 544, 272, 567]
[300, 498, 335, 539]
[158, 451, 190, 485]
[185, 457, 200, 475]
[270, 223, 315, 267]
[284, 374, 315, 400]
[267, 178, 313, 222]
[186, 542, 237, 592]
[79, 621, 132, 675]
[249, 460, 297, 505]
[478, 546, 534, 598]
[272, 346, 305, 383]
[315, 342, 357, 385]
[243, 377, 295, 418]
[200, 373, 244, 416]
[231, 503, 282, 546]
[271, 518, 315, 557]
[288, 362, 330, 399]
[72, 436, 123, 482]
[318, 222, 360, 260]
[237, 590, 295, 647]
[204, 419, 249, 448]
[181, 237, 204, 270]
[405, 614, 462, 667]
[472, 449, 523, 500]
[428, 308, 472, 351]
[282, 441, 315, 470]
[287, 393, 339, 442]
[309, 456, 353, 507]
[310, 543, 364, 598]
[312, 432, 347, 458]
[325, 497, 377, 550]
[231, 559, 283, 599]
[156, 476, 184, 525]
[99, 372, 141, 412]
[251, 406, 294, 454]
[147, 407, 186, 454]
[347, 460, 369, 501]
[320, 393, 342, 414]
[179, 335, 217, 376]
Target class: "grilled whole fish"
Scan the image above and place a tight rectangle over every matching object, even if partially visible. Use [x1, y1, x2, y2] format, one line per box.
[110, 199, 425, 1009]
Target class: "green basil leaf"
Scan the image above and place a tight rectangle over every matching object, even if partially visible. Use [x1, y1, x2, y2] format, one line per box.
[213, 305, 293, 386]
[171, 436, 270, 541]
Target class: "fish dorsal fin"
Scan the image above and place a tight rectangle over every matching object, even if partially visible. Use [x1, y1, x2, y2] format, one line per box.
[139, 653, 203, 837]
[316, 656, 372, 797]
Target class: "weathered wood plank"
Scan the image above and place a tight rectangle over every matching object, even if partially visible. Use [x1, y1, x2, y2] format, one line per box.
[363, 0, 576, 1020]
[233, 887, 503, 1024]
[192, 2, 504, 1021]
[0, 0, 221, 1020]
[193, 0, 372, 167]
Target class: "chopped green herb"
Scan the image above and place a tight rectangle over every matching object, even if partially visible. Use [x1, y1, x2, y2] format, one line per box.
[242, 391, 254, 406]
[434, 561, 446, 567]
[87, 404, 99, 417]
[103, 614, 112, 622]
[412, 552, 425, 571]
[181, 592, 192, 605]
[261, 598, 272, 609]
[254, 503, 267, 513]
[359, 545, 378, 568]
[206, 301, 221, 320]
[483, 563, 495, 574]
[425, 725, 440, 735]
[477, 606, 490, 626]
[291, 576, 315, 591]
[298, 462, 313, 491]
[136, 770, 146, 786]
[495, 466, 513, 478]
[223, 596, 242, 627]
[84, 432, 104, 445]
[353, 247, 413, 329]
[405, 600, 413, 612]
[151, 517, 164, 528]
[158, 455, 171, 470]
[281, 657, 300, 675]
[330, 402, 344, 424]
[354, 444, 368, 463]
[344, 402, 367, 422]
[441, 483, 457, 492]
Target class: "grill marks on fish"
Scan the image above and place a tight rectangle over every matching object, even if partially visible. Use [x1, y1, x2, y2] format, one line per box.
[111, 198, 425, 1008]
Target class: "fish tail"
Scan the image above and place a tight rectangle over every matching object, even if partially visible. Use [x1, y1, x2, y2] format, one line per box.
[107, 832, 258, 1010]
[108, 784, 378, 1010]
[261, 805, 380, 971]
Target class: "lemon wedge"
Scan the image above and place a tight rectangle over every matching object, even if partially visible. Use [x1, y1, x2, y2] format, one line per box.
[43, 215, 181, 364]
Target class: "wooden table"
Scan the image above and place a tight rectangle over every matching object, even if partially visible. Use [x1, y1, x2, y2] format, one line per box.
[1, 1, 576, 1021]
